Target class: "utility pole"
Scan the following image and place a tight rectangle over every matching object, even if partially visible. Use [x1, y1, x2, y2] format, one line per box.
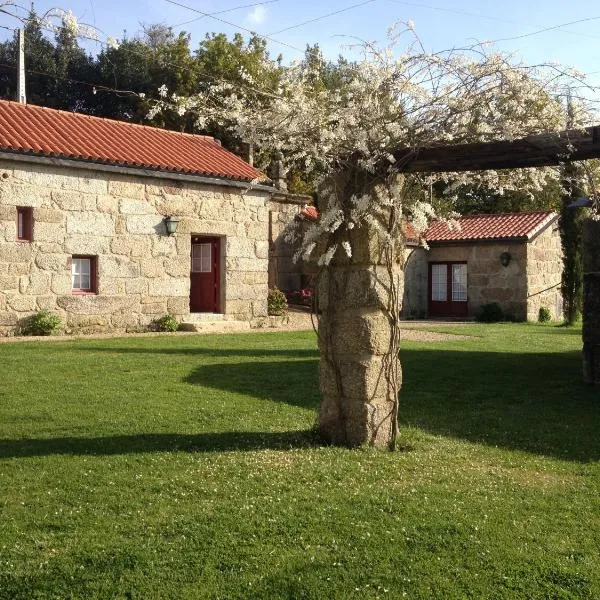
[16, 28, 26, 104]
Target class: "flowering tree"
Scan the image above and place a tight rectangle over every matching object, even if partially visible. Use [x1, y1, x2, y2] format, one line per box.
[154, 26, 597, 447]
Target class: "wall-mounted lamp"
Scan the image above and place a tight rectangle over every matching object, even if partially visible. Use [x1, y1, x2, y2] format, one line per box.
[164, 215, 180, 236]
[567, 196, 592, 208]
[500, 251, 512, 267]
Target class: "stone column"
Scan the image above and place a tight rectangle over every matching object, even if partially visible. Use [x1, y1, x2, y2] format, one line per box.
[317, 222, 403, 447]
[583, 219, 600, 385]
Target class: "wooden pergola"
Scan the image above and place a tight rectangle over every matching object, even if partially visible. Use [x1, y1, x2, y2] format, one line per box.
[395, 125, 600, 386]
[394, 126, 600, 173]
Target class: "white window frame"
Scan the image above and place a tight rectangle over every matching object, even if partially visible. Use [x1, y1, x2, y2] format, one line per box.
[431, 264, 448, 302]
[191, 243, 212, 273]
[71, 256, 96, 293]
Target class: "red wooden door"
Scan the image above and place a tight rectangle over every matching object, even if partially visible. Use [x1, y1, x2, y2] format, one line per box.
[428, 262, 468, 318]
[190, 237, 221, 313]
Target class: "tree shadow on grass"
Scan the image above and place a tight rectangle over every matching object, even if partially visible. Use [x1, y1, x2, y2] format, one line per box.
[61, 346, 319, 359]
[184, 358, 320, 411]
[3, 346, 597, 462]
[401, 348, 600, 463]
[0, 429, 319, 459]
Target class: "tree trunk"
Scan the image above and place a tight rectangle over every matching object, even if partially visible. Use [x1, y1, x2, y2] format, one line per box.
[582, 219, 600, 385]
[316, 219, 404, 447]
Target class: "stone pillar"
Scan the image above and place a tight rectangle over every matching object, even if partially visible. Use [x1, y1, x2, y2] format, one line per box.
[317, 223, 403, 447]
[583, 219, 600, 385]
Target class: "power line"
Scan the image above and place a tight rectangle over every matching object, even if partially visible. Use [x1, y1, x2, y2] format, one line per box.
[487, 15, 600, 44]
[174, 0, 281, 28]
[387, 0, 546, 28]
[267, 0, 377, 36]
[0, 61, 146, 99]
[386, 0, 600, 41]
[163, 0, 304, 53]
[88, 33, 285, 101]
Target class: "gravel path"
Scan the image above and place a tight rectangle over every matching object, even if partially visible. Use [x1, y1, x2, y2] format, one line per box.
[0, 311, 471, 343]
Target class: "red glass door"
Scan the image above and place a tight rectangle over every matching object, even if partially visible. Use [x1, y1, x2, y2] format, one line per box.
[190, 237, 220, 313]
[428, 262, 468, 318]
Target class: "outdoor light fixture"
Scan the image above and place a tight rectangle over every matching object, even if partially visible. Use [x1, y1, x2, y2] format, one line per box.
[568, 196, 592, 209]
[500, 251, 512, 267]
[164, 215, 180, 236]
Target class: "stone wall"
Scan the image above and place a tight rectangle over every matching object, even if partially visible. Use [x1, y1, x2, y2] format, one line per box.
[525, 223, 563, 321]
[267, 194, 312, 292]
[400, 223, 563, 322]
[426, 242, 528, 320]
[402, 246, 428, 318]
[0, 158, 274, 335]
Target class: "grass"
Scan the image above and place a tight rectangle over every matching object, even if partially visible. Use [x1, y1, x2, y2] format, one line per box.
[0, 324, 598, 599]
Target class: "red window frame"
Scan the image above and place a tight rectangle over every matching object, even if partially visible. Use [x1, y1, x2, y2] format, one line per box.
[71, 255, 98, 295]
[16, 207, 33, 242]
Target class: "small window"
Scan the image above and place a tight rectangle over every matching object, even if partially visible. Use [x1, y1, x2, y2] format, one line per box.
[17, 207, 33, 241]
[191, 243, 212, 273]
[71, 256, 97, 294]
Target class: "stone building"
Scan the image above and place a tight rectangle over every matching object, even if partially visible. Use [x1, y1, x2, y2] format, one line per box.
[404, 211, 563, 321]
[0, 100, 308, 335]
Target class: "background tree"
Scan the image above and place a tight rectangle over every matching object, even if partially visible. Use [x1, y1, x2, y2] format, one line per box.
[560, 161, 586, 325]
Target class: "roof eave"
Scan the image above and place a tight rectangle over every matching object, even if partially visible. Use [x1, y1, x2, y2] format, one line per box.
[426, 236, 530, 246]
[0, 150, 277, 193]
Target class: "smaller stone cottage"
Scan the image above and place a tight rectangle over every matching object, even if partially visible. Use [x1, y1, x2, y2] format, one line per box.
[0, 100, 308, 335]
[404, 211, 563, 321]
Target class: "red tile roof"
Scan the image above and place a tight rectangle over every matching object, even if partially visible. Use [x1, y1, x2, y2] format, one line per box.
[425, 211, 558, 243]
[0, 100, 265, 183]
[302, 208, 557, 244]
[300, 205, 318, 221]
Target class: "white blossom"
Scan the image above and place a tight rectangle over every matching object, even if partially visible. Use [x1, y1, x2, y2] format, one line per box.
[152, 27, 598, 265]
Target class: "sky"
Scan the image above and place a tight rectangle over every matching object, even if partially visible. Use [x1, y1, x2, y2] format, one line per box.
[2, 0, 600, 90]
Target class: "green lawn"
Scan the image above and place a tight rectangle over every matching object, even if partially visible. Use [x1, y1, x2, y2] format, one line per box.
[0, 324, 598, 599]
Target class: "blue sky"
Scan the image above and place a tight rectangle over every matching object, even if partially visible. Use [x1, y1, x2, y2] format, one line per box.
[2, 0, 600, 87]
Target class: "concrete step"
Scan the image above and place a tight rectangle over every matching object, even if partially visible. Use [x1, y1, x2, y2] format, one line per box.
[179, 319, 250, 333]
[184, 313, 225, 322]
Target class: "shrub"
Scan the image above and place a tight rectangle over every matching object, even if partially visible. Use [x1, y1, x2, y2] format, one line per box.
[151, 314, 180, 332]
[476, 302, 504, 323]
[23, 310, 62, 336]
[268, 287, 288, 316]
[538, 306, 552, 323]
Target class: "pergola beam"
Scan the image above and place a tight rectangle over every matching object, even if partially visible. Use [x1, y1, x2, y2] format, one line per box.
[395, 126, 600, 173]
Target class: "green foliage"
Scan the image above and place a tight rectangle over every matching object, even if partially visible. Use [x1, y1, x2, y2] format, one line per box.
[560, 162, 586, 325]
[151, 314, 180, 332]
[476, 302, 504, 323]
[0, 326, 598, 598]
[23, 309, 61, 336]
[431, 178, 562, 217]
[538, 306, 552, 323]
[267, 287, 288, 316]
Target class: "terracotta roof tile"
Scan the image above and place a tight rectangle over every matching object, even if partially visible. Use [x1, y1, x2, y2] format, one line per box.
[425, 211, 558, 242]
[0, 100, 265, 183]
[300, 205, 318, 221]
[297, 207, 557, 244]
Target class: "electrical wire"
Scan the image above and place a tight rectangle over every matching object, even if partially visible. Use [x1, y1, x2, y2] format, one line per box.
[487, 15, 600, 44]
[163, 0, 304, 53]
[174, 0, 281, 28]
[386, 0, 600, 41]
[267, 0, 377, 36]
[0, 61, 146, 99]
